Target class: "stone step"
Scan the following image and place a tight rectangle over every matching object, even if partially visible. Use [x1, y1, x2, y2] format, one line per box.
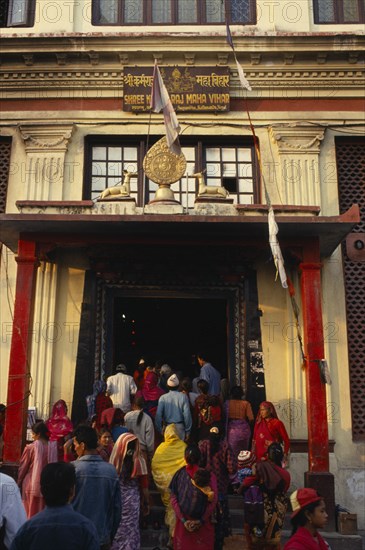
[141, 492, 363, 550]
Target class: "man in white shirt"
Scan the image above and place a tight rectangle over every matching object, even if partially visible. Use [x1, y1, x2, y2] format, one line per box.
[0, 472, 26, 549]
[106, 364, 137, 414]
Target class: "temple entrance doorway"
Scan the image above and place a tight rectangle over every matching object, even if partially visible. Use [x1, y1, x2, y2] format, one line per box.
[112, 296, 228, 379]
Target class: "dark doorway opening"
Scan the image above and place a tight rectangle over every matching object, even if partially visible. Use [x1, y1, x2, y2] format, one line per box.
[112, 297, 228, 378]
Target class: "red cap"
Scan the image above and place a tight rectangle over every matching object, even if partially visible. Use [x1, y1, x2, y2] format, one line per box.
[290, 488, 322, 517]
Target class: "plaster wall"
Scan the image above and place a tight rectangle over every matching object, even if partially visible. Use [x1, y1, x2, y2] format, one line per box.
[1, 0, 364, 36]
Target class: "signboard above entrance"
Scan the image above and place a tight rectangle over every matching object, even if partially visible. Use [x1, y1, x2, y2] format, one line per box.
[123, 66, 230, 112]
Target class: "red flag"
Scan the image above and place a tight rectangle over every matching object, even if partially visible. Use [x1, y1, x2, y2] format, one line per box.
[150, 62, 181, 155]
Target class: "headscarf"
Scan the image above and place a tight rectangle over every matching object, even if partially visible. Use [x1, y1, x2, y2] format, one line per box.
[46, 399, 73, 441]
[110, 432, 147, 478]
[141, 372, 165, 402]
[255, 401, 279, 424]
[152, 424, 187, 492]
[86, 380, 107, 419]
[152, 424, 187, 536]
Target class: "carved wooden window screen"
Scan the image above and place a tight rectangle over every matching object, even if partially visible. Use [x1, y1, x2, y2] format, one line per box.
[336, 137, 365, 441]
[0, 138, 11, 213]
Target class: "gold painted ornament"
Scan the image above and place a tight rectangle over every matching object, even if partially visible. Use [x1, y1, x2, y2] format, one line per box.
[143, 137, 186, 202]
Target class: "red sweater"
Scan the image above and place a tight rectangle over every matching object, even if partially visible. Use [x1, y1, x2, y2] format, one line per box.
[283, 527, 330, 550]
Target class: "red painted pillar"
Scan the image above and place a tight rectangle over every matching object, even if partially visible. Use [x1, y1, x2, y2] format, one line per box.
[300, 239, 335, 530]
[300, 264, 329, 471]
[3, 239, 39, 466]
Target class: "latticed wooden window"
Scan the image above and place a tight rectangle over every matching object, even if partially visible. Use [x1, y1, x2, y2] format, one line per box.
[92, 0, 256, 25]
[336, 137, 365, 441]
[84, 135, 258, 207]
[0, 137, 12, 213]
[0, 0, 35, 27]
[313, 0, 365, 23]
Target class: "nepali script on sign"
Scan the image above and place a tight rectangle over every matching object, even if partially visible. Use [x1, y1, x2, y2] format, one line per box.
[123, 66, 230, 112]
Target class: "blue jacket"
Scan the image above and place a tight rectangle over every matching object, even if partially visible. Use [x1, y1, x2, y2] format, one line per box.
[10, 504, 99, 550]
[72, 455, 121, 546]
[155, 390, 192, 435]
[200, 362, 221, 395]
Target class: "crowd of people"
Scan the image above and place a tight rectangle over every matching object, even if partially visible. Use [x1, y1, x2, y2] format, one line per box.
[0, 353, 332, 550]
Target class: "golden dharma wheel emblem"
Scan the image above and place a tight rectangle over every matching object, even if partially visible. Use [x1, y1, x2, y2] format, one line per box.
[143, 137, 186, 186]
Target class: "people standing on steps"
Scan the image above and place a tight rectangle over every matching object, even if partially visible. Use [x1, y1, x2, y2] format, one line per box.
[155, 374, 192, 441]
[106, 364, 137, 414]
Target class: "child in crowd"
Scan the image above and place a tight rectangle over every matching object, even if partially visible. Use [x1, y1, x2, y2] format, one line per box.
[191, 468, 215, 502]
[236, 450, 256, 483]
[231, 450, 255, 490]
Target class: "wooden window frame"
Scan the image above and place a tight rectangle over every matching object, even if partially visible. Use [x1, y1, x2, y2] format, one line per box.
[91, 0, 256, 26]
[84, 135, 260, 206]
[313, 0, 365, 24]
[0, 0, 35, 27]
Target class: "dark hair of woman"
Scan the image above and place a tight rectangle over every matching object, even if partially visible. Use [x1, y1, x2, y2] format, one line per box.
[290, 497, 323, 535]
[32, 421, 49, 440]
[99, 427, 112, 437]
[122, 439, 136, 481]
[230, 385, 243, 400]
[133, 396, 145, 426]
[185, 444, 201, 465]
[197, 379, 209, 395]
[267, 442, 284, 466]
[181, 377, 192, 392]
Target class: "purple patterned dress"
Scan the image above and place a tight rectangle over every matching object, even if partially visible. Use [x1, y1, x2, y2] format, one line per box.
[111, 477, 140, 550]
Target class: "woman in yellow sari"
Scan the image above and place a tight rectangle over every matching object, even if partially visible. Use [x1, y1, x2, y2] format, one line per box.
[151, 423, 186, 542]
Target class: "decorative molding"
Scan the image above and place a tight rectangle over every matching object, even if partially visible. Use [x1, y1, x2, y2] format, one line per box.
[250, 53, 261, 65]
[284, 54, 295, 65]
[269, 125, 324, 205]
[1, 68, 362, 90]
[184, 53, 195, 65]
[23, 54, 34, 66]
[270, 125, 325, 153]
[317, 53, 327, 64]
[56, 53, 68, 66]
[18, 125, 74, 200]
[348, 52, 359, 64]
[119, 54, 129, 65]
[19, 125, 74, 152]
[153, 53, 163, 64]
[88, 52, 99, 66]
[217, 54, 228, 66]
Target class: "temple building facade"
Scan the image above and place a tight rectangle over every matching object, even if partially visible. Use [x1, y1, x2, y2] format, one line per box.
[0, 0, 364, 529]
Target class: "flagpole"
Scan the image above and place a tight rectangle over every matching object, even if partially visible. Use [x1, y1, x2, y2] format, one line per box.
[185, 173, 189, 214]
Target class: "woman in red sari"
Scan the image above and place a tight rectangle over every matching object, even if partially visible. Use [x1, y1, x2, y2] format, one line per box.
[170, 445, 218, 550]
[17, 421, 53, 518]
[46, 399, 73, 462]
[136, 371, 165, 419]
[252, 401, 290, 462]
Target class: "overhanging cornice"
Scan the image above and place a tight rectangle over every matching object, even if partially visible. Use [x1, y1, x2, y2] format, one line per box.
[0, 204, 359, 259]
